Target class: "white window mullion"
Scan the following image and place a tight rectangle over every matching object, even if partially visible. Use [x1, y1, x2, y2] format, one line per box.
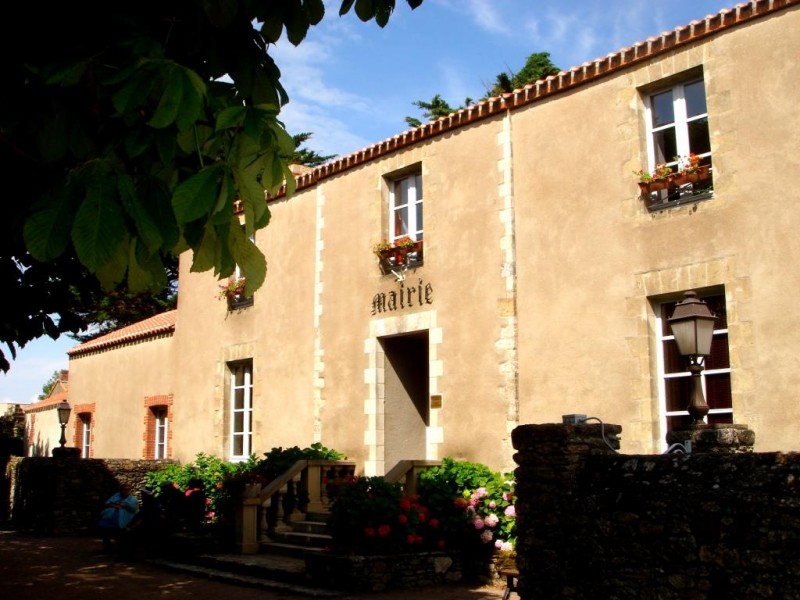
[673, 85, 691, 162]
[229, 362, 253, 461]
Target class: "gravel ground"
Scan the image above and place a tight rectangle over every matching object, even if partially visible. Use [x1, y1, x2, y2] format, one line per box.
[0, 531, 509, 600]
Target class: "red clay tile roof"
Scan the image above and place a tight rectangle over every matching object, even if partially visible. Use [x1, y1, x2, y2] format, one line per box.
[23, 388, 68, 413]
[270, 0, 798, 197]
[67, 310, 177, 357]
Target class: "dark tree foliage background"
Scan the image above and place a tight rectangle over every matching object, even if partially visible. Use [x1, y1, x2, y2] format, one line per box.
[0, 0, 422, 372]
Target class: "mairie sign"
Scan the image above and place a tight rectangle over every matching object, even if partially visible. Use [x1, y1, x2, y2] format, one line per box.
[371, 279, 433, 315]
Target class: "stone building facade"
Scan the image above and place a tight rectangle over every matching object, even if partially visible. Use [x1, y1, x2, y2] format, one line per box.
[31, 1, 800, 473]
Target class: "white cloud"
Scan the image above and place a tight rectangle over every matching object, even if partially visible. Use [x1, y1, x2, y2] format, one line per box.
[463, 0, 509, 36]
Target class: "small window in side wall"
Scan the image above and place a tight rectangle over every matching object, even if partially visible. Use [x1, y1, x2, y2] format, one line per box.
[228, 361, 253, 461]
[153, 406, 169, 459]
[655, 292, 732, 445]
[641, 76, 714, 210]
[79, 413, 91, 458]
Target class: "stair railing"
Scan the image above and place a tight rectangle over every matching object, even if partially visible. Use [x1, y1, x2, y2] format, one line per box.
[383, 459, 441, 497]
[255, 459, 356, 544]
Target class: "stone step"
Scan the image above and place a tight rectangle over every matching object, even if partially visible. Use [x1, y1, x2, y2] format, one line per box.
[290, 519, 329, 535]
[278, 529, 331, 547]
[148, 555, 342, 597]
[260, 539, 327, 558]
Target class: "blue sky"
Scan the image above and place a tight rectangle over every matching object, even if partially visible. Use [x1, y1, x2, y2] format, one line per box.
[0, 0, 735, 405]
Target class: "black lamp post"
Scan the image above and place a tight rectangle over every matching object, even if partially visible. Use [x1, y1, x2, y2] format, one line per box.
[668, 291, 717, 423]
[56, 400, 71, 449]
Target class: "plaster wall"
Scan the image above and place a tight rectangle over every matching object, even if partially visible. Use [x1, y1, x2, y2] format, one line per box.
[67, 334, 175, 458]
[169, 189, 319, 463]
[512, 9, 800, 452]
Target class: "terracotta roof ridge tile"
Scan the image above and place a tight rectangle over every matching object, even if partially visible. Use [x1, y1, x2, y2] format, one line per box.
[68, 309, 177, 357]
[273, 0, 797, 198]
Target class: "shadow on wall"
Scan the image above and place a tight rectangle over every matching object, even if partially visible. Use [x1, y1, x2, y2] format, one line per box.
[28, 432, 51, 458]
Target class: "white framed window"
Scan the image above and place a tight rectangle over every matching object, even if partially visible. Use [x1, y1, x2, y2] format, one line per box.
[655, 292, 732, 446]
[644, 76, 713, 205]
[153, 407, 168, 459]
[80, 414, 91, 458]
[229, 361, 253, 461]
[390, 171, 423, 243]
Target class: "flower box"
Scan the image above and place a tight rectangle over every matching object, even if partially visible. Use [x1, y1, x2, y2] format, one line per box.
[638, 164, 712, 196]
[376, 240, 424, 273]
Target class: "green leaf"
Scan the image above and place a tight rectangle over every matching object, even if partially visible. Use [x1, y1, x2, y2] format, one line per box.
[304, 0, 325, 25]
[244, 107, 267, 141]
[37, 112, 68, 162]
[228, 221, 267, 293]
[42, 60, 88, 86]
[374, 0, 394, 27]
[148, 64, 183, 129]
[210, 172, 237, 224]
[354, 0, 375, 21]
[111, 65, 156, 115]
[202, 0, 239, 27]
[260, 15, 284, 43]
[216, 106, 247, 131]
[118, 174, 163, 253]
[175, 68, 207, 132]
[23, 189, 77, 261]
[172, 165, 224, 224]
[406, 0, 423, 8]
[189, 226, 219, 273]
[127, 238, 167, 292]
[285, 1, 310, 46]
[94, 234, 129, 291]
[339, 0, 356, 16]
[124, 126, 153, 159]
[72, 178, 127, 273]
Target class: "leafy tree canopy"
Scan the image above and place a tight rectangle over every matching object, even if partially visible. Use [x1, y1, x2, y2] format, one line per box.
[0, 0, 423, 372]
[405, 52, 559, 126]
[39, 370, 61, 401]
[288, 133, 338, 167]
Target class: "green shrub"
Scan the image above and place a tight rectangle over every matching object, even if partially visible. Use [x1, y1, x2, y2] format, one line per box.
[327, 476, 447, 555]
[327, 458, 516, 561]
[144, 444, 347, 530]
[418, 458, 516, 552]
[145, 453, 242, 526]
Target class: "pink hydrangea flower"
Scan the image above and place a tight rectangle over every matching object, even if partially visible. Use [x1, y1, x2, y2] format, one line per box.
[489, 500, 497, 509]
[473, 518, 485, 530]
[504, 505, 516, 518]
[474, 487, 487, 499]
[495, 539, 504, 549]
[485, 514, 499, 528]
[481, 530, 493, 543]
[500, 541, 514, 552]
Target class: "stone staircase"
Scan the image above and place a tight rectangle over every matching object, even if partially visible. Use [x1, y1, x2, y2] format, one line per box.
[261, 509, 332, 558]
[149, 509, 340, 596]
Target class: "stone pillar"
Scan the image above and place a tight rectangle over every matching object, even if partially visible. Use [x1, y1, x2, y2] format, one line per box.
[512, 422, 621, 600]
[666, 423, 755, 453]
[235, 497, 261, 554]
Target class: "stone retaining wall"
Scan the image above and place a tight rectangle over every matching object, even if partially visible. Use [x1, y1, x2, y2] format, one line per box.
[5, 456, 176, 534]
[512, 423, 800, 599]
